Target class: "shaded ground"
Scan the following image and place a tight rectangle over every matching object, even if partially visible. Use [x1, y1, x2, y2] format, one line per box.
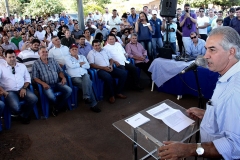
[0, 75, 203, 160]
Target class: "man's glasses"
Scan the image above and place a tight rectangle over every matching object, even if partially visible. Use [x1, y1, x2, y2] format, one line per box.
[124, 32, 129, 33]
[199, 11, 204, 12]
[191, 36, 197, 39]
[12, 67, 15, 74]
[61, 22, 64, 23]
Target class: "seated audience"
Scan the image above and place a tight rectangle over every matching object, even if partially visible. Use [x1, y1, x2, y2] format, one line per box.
[104, 34, 143, 91]
[0, 49, 38, 124]
[1, 35, 18, 50]
[49, 36, 70, 67]
[61, 29, 76, 48]
[125, 33, 152, 78]
[77, 35, 92, 58]
[87, 39, 127, 104]
[185, 32, 206, 58]
[11, 30, 22, 49]
[84, 29, 94, 44]
[94, 23, 109, 42]
[65, 44, 100, 113]
[18, 33, 27, 51]
[17, 39, 40, 73]
[71, 23, 83, 39]
[32, 46, 72, 117]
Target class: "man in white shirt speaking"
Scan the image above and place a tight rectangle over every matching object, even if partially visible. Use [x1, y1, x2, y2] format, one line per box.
[104, 34, 143, 91]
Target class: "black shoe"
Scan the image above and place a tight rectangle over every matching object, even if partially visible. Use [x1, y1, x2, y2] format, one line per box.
[20, 116, 31, 124]
[84, 98, 92, 104]
[52, 108, 59, 117]
[90, 106, 101, 113]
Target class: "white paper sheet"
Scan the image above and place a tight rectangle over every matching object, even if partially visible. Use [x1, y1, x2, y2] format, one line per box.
[146, 103, 195, 132]
[146, 103, 178, 120]
[162, 110, 195, 132]
[125, 113, 150, 128]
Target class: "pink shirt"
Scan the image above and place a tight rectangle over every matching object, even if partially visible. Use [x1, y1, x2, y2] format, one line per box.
[125, 42, 149, 63]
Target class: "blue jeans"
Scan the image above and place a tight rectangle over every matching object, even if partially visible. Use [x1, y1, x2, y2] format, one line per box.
[152, 37, 163, 59]
[0, 100, 5, 117]
[139, 40, 153, 60]
[71, 74, 97, 107]
[43, 83, 72, 109]
[97, 67, 127, 97]
[5, 89, 38, 118]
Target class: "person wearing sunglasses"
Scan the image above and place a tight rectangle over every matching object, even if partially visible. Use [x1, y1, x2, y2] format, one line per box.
[185, 31, 206, 58]
[0, 49, 38, 124]
[196, 7, 209, 41]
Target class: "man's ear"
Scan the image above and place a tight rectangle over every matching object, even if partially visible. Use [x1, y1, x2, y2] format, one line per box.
[229, 47, 236, 59]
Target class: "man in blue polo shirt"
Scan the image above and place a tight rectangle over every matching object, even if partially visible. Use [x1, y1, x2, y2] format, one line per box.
[230, 7, 240, 35]
[59, 12, 69, 25]
[150, 10, 163, 59]
[127, 7, 139, 26]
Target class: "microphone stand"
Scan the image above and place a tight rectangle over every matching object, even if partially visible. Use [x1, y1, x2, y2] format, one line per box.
[193, 65, 204, 160]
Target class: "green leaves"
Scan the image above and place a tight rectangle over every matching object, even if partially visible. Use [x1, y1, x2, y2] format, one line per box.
[177, 0, 240, 8]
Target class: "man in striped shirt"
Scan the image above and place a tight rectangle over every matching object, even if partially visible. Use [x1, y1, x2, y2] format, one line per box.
[159, 27, 240, 159]
[17, 39, 40, 73]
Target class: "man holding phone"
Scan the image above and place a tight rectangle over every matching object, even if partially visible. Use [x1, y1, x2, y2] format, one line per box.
[180, 3, 197, 49]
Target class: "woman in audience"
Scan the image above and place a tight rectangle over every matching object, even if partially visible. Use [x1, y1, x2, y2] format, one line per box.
[120, 13, 131, 31]
[0, 46, 5, 60]
[44, 26, 53, 47]
[135, 12, 154, 60]
[94, 32, 104, 47]
[121, 28, 130, 46]
[84, 29, 94, 44]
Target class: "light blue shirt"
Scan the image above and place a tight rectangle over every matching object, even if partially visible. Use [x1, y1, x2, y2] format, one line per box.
[65, 55, 89, 78]
[200, 61, 240, 160]
[185, 38, 206, 58]
[163, 23, 177, 42]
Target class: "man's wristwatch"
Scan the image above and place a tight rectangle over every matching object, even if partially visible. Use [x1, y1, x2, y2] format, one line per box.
[196, 143, 204, 155]
[22, 86, 28, 90]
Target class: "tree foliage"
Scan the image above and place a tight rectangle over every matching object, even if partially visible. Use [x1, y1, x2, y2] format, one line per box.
[23, 0, 65, 16]
[177, 0, 240, 8]
[0, 0, 23, 15]
[83, 0, 111, 7]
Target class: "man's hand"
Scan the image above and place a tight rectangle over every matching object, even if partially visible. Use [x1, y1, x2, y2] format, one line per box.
[185, 13, 190, 18]
[103, 66, 113, 72]
[80, 62, 85, 67]
[42, 82, 50, 90]
[114, 61, 120, 67]
[158, 141, 193, 159]
[19, 88, 27, 98]
[61, 77, 67, 85]
[186, 107, 205, 120]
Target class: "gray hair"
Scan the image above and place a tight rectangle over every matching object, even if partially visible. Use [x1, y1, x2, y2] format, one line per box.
[131, 33, 138, 38]
[209, 26, 240, 60]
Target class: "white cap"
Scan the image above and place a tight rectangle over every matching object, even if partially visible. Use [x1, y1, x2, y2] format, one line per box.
[152, 10, 158, 15]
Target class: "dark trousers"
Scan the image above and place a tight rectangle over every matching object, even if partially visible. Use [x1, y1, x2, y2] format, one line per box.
[118, 63, 139, 87]
[97, 67, 127, 97]
[177, 37, 184, 53]
[200, 34, 208, 41]
[135, 61, 152, 79]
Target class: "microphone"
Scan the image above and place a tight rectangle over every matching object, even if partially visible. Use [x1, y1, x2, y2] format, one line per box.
[180, 56, 207, 74]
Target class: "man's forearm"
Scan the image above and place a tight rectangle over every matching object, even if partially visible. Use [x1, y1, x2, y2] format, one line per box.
[22, 82, 30, 89]
[34, 78, 46, 86]
[90, 63, 106, 70]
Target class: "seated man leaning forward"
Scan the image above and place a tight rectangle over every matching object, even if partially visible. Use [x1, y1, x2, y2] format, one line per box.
[0, 49, 38, 124]
[32, 46, 72, 117]
[158, 27, 240, 160]
[185, 31, 206, 58]
[104, 33, 144, 91]
[125, 33, 152, 79]
[87, 39, 127, 104]
[65, 44, 100, 113]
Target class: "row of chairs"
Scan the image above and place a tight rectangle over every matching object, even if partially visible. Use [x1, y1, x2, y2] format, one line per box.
[0, 58, 140, 130]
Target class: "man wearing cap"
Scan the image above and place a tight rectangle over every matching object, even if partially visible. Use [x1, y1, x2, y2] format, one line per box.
[150, 10, 163, 59]
[49, 36, 70, 67]
[65, 44, 100, 113]
[94, 23, 109, 42]
[223, 8, 235, 26]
